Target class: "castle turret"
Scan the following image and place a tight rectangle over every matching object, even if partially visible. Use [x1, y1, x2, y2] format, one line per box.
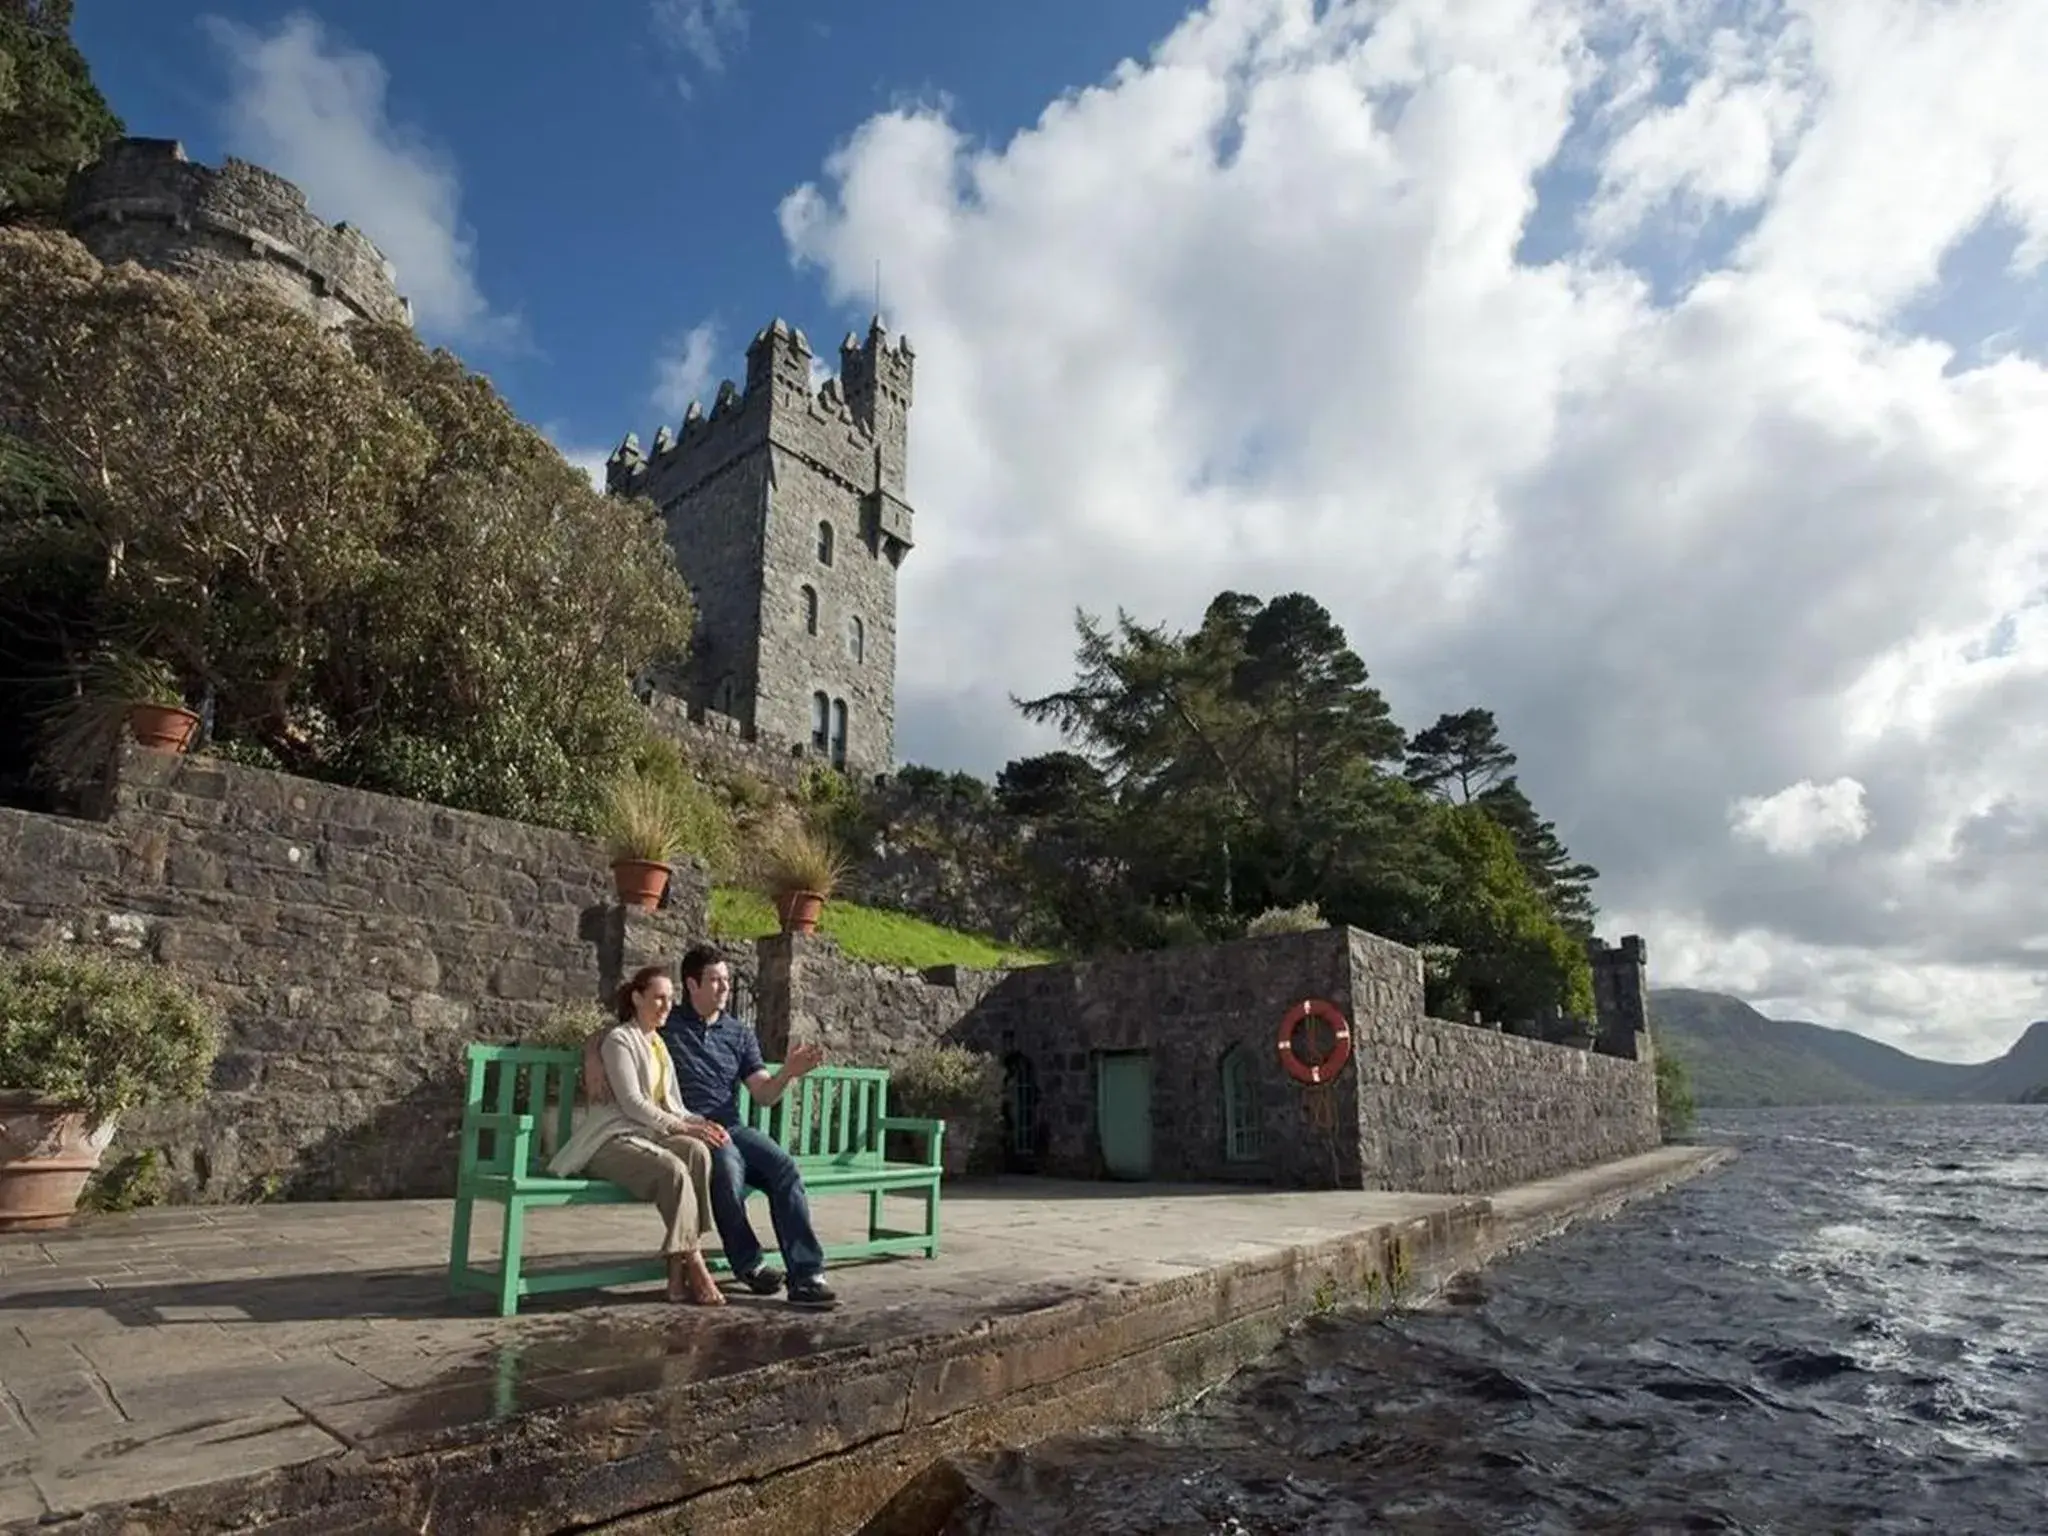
[608, 314, 917, 777]
[1588, 935, 1652, 1061]
[839, 317, 914, 499]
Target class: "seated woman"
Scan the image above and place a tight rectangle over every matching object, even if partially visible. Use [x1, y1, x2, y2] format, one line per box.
[549, 964, 728, 1306]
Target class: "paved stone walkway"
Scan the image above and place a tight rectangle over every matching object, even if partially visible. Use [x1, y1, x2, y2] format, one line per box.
[0, 1177, 1478, 1526]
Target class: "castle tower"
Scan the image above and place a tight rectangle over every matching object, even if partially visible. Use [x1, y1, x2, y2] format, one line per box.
[1587, 935, 1653, 1061]
[607, 316, 915, 776]
[63, 139, 412, 330]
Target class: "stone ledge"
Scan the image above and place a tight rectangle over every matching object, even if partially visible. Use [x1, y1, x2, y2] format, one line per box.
[22, 1147, 1730, 1535]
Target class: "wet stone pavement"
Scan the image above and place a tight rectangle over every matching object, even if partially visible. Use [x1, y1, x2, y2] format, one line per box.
[0, 1178, 1468, 1527]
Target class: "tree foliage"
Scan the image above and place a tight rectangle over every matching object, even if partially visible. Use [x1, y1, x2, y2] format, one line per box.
[0, 0, 121, 220]
[1000, 590, 1600, 1019]
[0, 227, 693, 826]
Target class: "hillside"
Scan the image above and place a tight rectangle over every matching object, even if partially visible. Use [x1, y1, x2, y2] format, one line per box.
[1650, 989, 2048, 1107]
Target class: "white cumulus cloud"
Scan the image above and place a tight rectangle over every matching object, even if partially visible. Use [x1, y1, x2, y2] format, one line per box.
[1730, 777, 1872, 857]
[202, 12, 521, 348]
[652, 322, 722, 416]
[650, 0, 748, 98]
[775, 0, 2048, 1055]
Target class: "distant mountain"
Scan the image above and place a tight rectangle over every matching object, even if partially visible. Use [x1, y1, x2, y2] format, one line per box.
[1648, 989, 2048, 1108]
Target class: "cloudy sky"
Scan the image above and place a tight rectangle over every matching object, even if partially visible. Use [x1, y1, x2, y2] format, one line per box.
[83, 0, 2048, 1060]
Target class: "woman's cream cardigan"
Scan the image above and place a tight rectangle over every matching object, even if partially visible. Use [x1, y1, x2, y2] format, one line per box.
[547, 1024, 710, 1176]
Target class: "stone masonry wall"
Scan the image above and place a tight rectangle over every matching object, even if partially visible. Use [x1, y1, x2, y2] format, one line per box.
[957, 930, 1367, 1188]
[0, 749, 706, 1202]
[64, 139, 412, 330]
[609, 319, 914, 777]
[1345, 930, 1660, 1194]
[749, 932, 1000, 1068]
[755, 925, 1658, 1194]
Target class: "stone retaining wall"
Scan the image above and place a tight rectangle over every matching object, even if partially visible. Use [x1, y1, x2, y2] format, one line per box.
[0, 749, 707, 1202]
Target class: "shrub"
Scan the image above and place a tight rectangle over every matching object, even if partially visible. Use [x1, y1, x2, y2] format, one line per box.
[1655, 1048, 1696, 1139]
[890, 1045, 1003, 1131]
[1244, 902, 1325, 938]
[0, 947, 221, 1126]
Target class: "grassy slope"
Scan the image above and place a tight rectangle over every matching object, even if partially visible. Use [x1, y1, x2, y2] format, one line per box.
[708, 887, 1053, 972]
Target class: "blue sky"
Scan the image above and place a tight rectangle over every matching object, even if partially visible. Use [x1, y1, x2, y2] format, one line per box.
[76, 0, 1192, 455]
[61, 1, 2048, 1049]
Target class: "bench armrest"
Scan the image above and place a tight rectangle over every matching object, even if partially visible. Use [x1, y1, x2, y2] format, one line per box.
[458, 1110, 539, 1178]
[878, 1114, 945, 1154]
[463, 1111, 540, 1134]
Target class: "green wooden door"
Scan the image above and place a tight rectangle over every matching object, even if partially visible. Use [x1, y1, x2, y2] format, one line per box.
[1096, 1051, 1154, 1180]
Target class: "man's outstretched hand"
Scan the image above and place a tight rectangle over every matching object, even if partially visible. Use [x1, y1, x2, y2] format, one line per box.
[786, 1040, 827, 1077]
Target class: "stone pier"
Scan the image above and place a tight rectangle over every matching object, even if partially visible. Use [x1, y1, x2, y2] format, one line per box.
[0, 1145, 1730, 1534]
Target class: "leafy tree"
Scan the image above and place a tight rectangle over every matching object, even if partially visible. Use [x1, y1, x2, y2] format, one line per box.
[0, 0, 122, 220]
[1405, 707, 1516, 803]
[1422, 803, 1593, 1024]
[1475, 776, 1600, 940]
[1656, 1049, 1697, 1138]
[0, 227, 693, 826]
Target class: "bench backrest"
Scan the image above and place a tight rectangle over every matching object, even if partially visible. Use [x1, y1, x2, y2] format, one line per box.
[460, 1043, 895, 1179]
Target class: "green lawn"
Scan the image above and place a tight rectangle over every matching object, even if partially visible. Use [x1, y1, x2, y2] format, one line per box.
[708, 887, 1053, 971]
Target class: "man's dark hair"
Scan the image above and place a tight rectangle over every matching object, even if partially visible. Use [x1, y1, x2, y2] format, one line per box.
[679, 944, 728, 984]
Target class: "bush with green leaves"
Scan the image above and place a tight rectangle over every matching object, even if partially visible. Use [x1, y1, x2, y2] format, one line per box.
[0, 947, 222, 1125]
[889, 1044, 1003, 1134]
[1244, 902, 1325, 938]
[1655, 1047, 1696, 1140]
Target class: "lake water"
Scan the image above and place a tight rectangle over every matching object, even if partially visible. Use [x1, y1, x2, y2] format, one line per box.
[893, 1106, 2047, 1534]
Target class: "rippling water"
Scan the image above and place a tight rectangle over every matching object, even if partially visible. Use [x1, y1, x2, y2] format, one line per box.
[895, 1106, 2048, 1535]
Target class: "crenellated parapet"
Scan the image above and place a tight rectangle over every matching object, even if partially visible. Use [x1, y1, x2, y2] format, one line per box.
[607, 315, 915, 560]
[64, 138, 412, 330]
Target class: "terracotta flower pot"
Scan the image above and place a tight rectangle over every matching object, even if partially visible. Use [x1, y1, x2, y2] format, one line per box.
[126, 703, 200, 754]
[611, 859, 671, 912]
[776, 889, 825, 935]
[0, 1096, 117, 1232]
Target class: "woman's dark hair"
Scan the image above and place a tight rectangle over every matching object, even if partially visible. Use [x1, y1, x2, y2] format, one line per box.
[614, 963, 673, 1022]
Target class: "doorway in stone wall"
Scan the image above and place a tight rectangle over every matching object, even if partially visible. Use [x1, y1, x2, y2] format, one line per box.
[1095, 1051, 1154, 1180]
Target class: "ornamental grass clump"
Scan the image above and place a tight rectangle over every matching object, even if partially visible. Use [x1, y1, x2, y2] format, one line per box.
[598, 771, 697, 865]
[753, 810, 850, 901]
[0, 948, 222, 1127]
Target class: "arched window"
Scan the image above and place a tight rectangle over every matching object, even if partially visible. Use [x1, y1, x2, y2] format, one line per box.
[810, 690, 829, 751]
[847, 614, 864, 663]
[1003, 1054, 1038, 1160]
[828, 697, 848, 770]
[1221, 1044, 1261, 1162]
[816, 520, 834, 565]
[801, 584, 818, 635]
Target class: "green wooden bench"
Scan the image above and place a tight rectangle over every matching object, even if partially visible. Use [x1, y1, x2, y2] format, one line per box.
[448, 1043, 945, 1316]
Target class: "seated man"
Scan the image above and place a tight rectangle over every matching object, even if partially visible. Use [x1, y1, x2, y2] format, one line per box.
[590, 945, 837, 1308]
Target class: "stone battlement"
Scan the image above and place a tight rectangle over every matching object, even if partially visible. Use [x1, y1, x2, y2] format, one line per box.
[64, 137, 413, 330]
[607, 317, 915, 536]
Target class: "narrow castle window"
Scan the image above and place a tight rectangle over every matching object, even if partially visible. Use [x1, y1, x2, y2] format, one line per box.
[829, 697, 849, 771]
[817, 520, 835, 565]
[802, 584, 818, 635]
[1221, 1045, 1261, 1162]
[847, 614, 864, 663]
[810, 691, 829, 751]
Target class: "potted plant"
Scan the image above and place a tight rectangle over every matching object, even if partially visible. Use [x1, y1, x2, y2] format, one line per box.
[890, 1045, 1003, 1178]
[599, 772, 693, 911]
[754, 811, 848, 935]
[112, 652, 200, 754]
[0, 947, 222, 1231]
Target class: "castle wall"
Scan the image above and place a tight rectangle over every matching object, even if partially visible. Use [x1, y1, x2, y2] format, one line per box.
[64, 139, 411, 330]
[754, 444, 899, 768]
[611, 321, 913, 777]
[0, 749, 704, 1203]
[756, 925, 1661, 1193]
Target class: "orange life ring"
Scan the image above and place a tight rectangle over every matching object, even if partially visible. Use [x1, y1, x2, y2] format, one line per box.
[1276, 998, 1353, 1085]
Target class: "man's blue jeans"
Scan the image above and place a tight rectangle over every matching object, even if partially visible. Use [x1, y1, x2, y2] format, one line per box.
[708, 1123, 825, 1281]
